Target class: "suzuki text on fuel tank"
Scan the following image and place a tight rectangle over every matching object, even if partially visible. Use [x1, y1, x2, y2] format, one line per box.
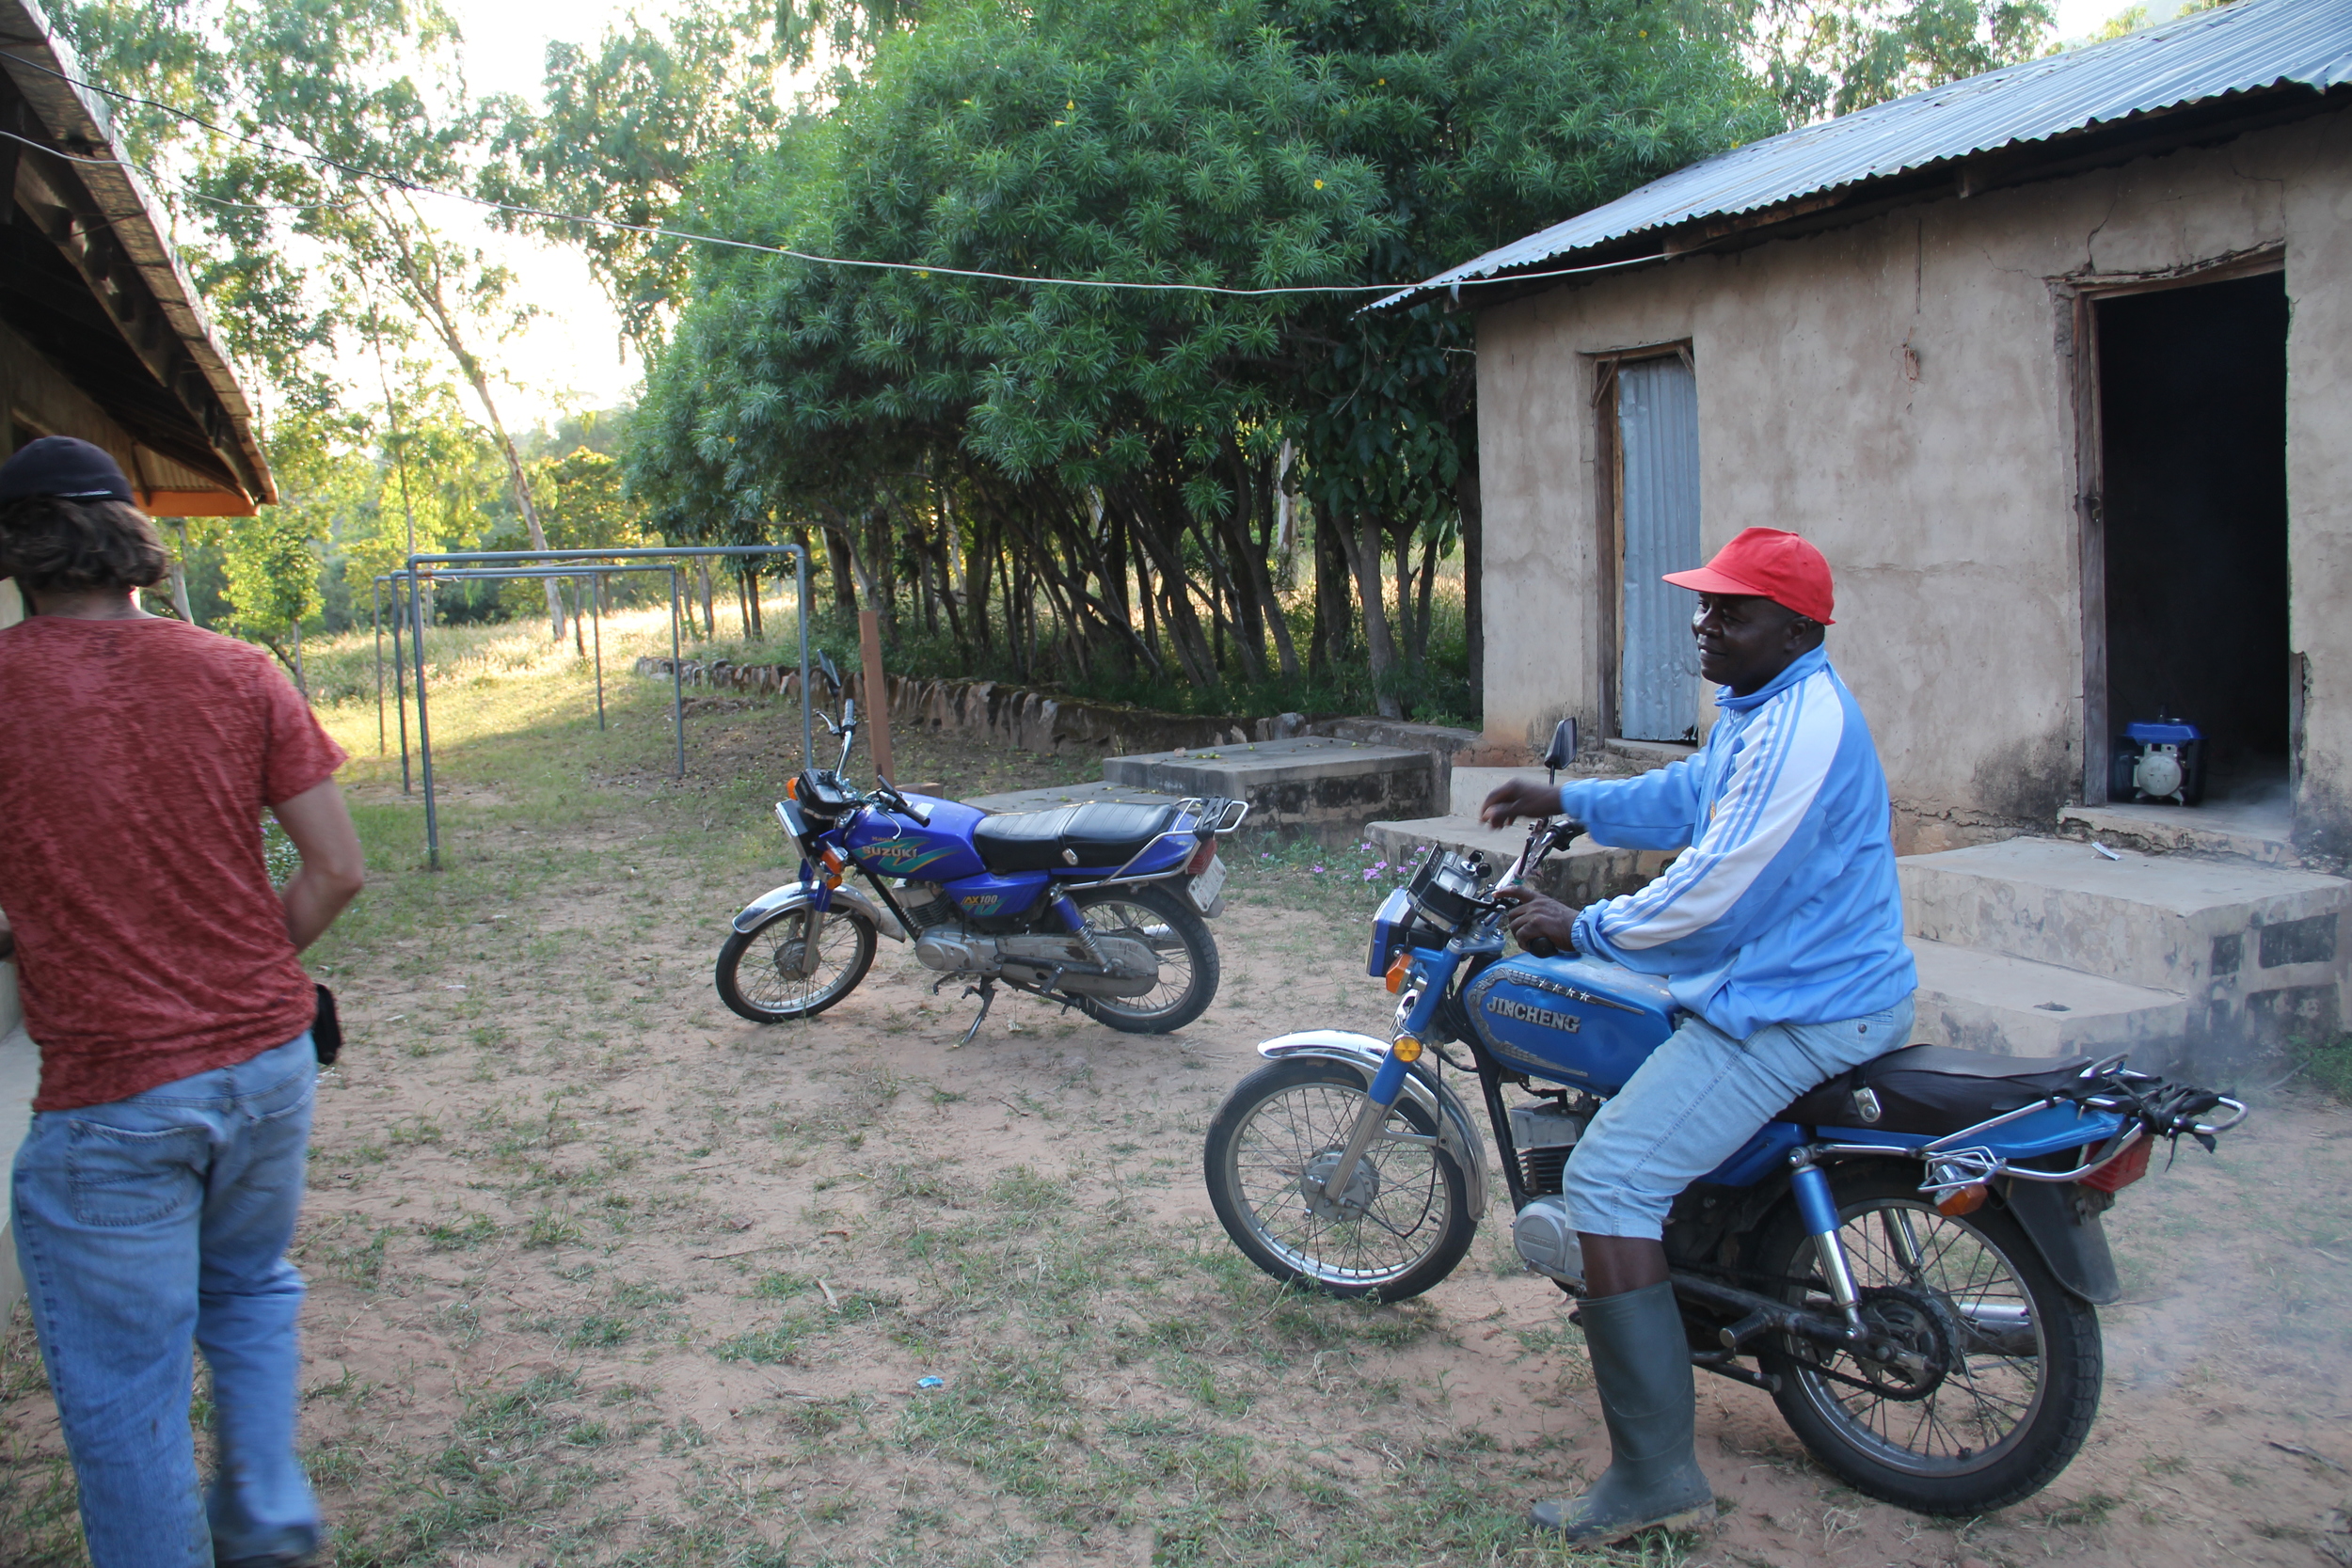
[1203, 815, 2245, 1516]
[719, 690, 1247, 1044]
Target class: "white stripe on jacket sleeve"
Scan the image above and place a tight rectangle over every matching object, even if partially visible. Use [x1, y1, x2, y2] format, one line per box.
[1592, 672, 1845, 953]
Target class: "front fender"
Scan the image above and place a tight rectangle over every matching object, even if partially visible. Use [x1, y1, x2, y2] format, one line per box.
[1258, 1030, 1490, 1217]
[731, 880, 907, 941]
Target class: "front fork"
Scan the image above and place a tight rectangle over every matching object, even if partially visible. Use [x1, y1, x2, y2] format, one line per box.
[1312, 954, 1458, 1215]
[791, 856, 840, 976]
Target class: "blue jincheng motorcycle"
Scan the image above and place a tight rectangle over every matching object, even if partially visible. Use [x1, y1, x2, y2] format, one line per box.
[719, 694, 1247, 1042]
[1204, 816, 2245, 1515]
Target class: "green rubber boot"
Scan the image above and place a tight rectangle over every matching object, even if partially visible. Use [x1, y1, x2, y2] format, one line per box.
[1530, 1280, 1713, 1544]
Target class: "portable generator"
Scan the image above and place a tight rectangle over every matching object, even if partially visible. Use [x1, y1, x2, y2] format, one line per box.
[2111, 715, 2205, 806]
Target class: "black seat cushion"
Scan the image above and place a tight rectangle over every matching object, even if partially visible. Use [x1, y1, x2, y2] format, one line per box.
[1778, 1045, 2094, 1135]
[972, 801, 1185, 873]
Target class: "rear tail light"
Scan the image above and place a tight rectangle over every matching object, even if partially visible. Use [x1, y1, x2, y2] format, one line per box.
[2079, 1135, 2153, 1194]
[1186, 839, 1216, 876]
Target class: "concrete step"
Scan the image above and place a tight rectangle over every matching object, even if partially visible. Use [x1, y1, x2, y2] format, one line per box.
[1104, 736, 1434, 837]
[2056, 799, 2296, 867]
[1907, 938, 2187, 1059]
[1365, 815, 1673, 906]
[1899, 836, 2350, 999]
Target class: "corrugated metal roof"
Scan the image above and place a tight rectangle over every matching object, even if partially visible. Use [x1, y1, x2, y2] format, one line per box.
[1385, 0, 2352, 306]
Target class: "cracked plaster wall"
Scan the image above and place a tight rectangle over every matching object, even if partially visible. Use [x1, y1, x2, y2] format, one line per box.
[1477, 105, 2351, 857]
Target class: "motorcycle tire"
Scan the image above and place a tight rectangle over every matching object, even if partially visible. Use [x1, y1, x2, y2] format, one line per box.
[1069, 884, 1219, 1035]
[1748, 1161, 2102, 1515]
[1203, 1057, 1475, 1301]
[714, 905, 878, 1022]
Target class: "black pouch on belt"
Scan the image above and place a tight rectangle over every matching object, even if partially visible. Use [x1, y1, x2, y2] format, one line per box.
[313, 983, 344, 1066]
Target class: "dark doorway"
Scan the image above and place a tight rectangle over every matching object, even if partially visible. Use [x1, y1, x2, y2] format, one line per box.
[2097, 270, 2290, 798]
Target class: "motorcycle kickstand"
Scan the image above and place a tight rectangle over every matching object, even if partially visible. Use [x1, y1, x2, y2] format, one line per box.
[950, 978, 998, 1050]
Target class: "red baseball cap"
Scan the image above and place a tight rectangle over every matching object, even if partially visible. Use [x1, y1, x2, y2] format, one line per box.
[1661, 528, 1836, 625]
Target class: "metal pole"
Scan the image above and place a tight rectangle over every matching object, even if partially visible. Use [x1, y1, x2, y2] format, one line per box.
[390, 575, 412, 794]
[670, 564, 686, 779]
[412, 567, 439, 868]
[372, 578, 386, 756]
[591, 573, 605, 731]
[797, 547, 812, 768]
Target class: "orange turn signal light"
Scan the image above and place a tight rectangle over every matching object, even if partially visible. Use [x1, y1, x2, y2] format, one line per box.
[1936, 1183, 1989, 1218]
[785, 778, 800, 800]
[1385, 953, 1411, 994]
[819, 847, 846, 876]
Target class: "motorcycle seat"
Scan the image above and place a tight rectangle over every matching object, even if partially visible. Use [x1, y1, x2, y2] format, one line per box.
[1778, 1045, 2096, 1136]
[972, 800, 1186, 874]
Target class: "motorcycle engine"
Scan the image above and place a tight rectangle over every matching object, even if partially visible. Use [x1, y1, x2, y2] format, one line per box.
[901, 880, 1160, 998]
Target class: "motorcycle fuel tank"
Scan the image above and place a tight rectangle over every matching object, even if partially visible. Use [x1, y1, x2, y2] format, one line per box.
[1463, 953, 1677, 1094]
[842, 798, 988, 882]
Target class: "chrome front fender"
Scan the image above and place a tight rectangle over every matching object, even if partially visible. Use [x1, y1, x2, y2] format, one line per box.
[730, 880, 907, 941]
[1257, 1030, 1490, 1217]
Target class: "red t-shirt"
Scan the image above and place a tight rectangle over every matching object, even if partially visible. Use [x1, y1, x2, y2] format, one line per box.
[0, 615, 348, 1110]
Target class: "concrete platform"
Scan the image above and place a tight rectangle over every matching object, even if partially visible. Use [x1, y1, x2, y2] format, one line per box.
[1364, 816, 1673, 905]
[961, 780, 1184, 816]
[1104, 736, 1434, 834]
[1908, 938, 2187, 1059]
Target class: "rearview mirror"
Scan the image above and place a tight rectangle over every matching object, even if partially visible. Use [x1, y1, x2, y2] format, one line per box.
[1542, 718, 1579, 776]
[816, 649, 840, 690]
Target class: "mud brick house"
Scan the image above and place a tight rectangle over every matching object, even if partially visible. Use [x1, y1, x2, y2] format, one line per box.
[0, 0, 277, 1305]
[1380, 0, 2352, 1072]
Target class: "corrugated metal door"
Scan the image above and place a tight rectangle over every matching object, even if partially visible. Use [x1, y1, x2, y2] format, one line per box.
[1616, 356, 1702, 742]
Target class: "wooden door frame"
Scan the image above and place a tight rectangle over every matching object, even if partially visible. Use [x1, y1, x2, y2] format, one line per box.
[2062, 245, 2283, 806]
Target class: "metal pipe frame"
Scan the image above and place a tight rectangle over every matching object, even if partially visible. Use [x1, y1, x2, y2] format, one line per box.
[402, 546, 812, 869]
[375, 564, 682, 802]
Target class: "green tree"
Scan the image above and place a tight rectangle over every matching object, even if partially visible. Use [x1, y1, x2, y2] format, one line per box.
[1729, 0, 2055, 119]
[224, 508, 326, 694]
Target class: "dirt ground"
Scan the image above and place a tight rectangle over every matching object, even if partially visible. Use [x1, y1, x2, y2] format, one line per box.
[4, 692, 2350, 1568]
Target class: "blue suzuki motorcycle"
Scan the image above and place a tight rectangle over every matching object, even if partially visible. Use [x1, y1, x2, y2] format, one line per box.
[718, 694, 1247, 1042]
[1204, 817, 2245, 1515]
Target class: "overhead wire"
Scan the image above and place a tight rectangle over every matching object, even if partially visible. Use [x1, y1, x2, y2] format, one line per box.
[0, 43, 1667, 299]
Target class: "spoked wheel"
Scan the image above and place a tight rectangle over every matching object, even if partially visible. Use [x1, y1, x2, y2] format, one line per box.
[1070, 885, 1219, 1034]
[1203, 1057, 1474, 1301]
[1751, 1163, 2102, 1514]
[715, 906, 878, 1022]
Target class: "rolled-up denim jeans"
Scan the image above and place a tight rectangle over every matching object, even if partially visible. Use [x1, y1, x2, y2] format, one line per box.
[1561, 998, 1915, 1240]
[11, 1032, 320, 1568]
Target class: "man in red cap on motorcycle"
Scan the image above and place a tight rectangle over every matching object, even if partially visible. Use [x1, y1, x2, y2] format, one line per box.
[1481, 527, 1916, 1544]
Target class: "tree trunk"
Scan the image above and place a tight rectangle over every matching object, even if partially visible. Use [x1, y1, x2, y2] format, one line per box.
[169, 521, 196, 625]
[403, 266, 564, 641]
[825, 529, 859, 614]
[572, 580, 586, 657]
[1338, 514, 1402, 719]
[291, 615, 308, 700]
[698, 561, 716, 638]
[1312, 512, 1353, 675]
[1412, 531, 1438, 665]
[747, 565, 764, 639]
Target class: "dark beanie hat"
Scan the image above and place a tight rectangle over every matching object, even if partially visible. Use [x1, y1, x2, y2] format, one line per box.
[0, 436, 136, 504]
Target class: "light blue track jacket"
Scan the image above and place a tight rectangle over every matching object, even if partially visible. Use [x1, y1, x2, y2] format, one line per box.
[1558, 645, 1915, 1038]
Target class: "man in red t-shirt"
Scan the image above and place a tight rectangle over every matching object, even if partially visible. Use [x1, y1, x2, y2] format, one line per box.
[0, 437, 363, 1568]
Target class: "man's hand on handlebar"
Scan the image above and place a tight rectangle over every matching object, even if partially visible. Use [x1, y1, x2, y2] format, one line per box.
[1494, 885, 1580, 956]
[1480, 778, 1565, 829]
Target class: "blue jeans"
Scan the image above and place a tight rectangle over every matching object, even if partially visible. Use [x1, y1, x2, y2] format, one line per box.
[1562, 998, 1915, 1239]
[11, 1033, 320, 1568]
